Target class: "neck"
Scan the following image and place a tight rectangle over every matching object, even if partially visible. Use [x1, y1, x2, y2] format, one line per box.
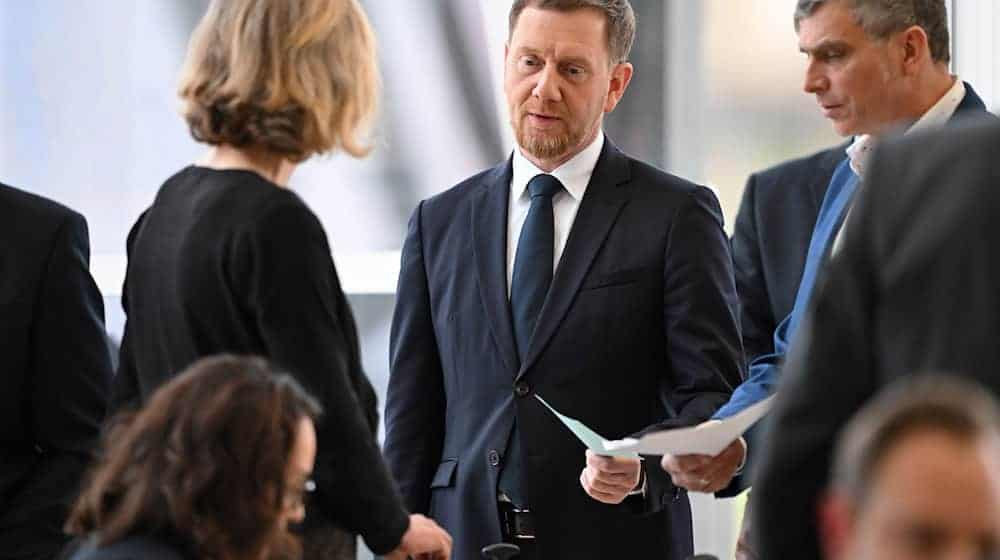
[199, 144, 296, 187]
[874, 66, 955, 138]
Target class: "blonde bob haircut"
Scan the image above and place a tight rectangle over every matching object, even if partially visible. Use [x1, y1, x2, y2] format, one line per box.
[178, 0, 378, 161]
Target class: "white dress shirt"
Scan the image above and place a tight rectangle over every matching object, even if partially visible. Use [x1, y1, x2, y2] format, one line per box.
[506, 131, 605, 296]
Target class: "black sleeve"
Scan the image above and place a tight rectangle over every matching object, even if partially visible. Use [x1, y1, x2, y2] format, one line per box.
[657, 186, 744, 424]
[110, 212, 147, 413]
[752, 168, 881, 559]
[640, 187, 746, 510]
[731, 173, 777, 362]
[240, 201, 409, 555]
[383, 202, 447, 514]
[0, 212, 112, 550]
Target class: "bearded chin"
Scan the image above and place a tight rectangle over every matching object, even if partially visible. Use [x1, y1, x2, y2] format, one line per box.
[515, 120, 579, 162]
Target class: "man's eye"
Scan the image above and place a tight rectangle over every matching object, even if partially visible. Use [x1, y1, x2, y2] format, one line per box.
[521, 57, 540, 67]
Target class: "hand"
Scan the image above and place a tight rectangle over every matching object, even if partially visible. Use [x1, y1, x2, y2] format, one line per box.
[579, 449, 642, 504]
[387, 514, 452, 560]
[660, 437, 746, 494]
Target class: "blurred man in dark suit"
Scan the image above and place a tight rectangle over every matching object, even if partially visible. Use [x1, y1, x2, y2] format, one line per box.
[0, 183, 112, 558]
[754, 117, 1000, 558]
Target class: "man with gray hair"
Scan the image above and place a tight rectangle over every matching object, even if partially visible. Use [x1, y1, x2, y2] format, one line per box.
[819, 377, 1000, 560]
[661, 0, 993, 556]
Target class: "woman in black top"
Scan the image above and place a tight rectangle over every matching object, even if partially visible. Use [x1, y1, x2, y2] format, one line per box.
[109, 1, 451, 558]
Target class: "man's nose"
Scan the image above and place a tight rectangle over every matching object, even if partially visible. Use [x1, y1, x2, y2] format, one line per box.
[803, 61, 829, 94]
[532, 64, 563, 103]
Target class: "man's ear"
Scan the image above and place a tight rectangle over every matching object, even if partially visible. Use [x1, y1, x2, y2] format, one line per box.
[899, 25, 931, 76]
[604, 62, 634, 113]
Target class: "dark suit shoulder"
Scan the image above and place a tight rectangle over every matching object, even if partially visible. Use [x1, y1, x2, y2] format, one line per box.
[422, 164, 503, 211]
[0, 182, 83, 237]
[866, 119, 1000, 236]
[624, 155, 704, 194]
[752, 144, 848, 192]
[881, 116, 1000, 160]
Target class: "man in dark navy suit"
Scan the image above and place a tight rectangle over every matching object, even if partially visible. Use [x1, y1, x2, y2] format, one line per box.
[383, 1, 743, 559]
[0, 183, 112, 559]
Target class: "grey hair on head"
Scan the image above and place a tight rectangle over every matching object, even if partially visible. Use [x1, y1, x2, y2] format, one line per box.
[793, 0, 950, 64]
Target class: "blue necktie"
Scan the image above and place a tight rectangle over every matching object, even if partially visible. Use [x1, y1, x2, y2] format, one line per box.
[500, 173, 563, 506]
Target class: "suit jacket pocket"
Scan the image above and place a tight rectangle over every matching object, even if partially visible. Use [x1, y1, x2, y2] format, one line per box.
[581, 266, 659, 290]
[430, 458, 458, 489]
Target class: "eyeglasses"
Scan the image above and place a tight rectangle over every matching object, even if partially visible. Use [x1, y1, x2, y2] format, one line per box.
[283, 478, 317, 511]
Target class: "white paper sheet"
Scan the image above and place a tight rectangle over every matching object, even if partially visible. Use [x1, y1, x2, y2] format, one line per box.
[536, 394, 773, 457]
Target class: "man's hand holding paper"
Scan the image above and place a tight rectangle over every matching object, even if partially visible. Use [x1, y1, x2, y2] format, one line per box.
[537, 394, 770, 496]
[660, 435, 747, 494]
[580, 450, 643, 504]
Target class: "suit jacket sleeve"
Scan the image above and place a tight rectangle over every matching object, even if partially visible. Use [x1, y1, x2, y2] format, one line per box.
[639, 187, 745, 507]
[0, 212, 112, 550]
[752, 167, 881, 559]
[383, 202, 447, 515]
[240, 201, 410, 555]
[732, 173, 777, 363]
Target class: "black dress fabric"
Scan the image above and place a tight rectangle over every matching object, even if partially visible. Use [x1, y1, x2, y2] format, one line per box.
[111, 166, 408, 555]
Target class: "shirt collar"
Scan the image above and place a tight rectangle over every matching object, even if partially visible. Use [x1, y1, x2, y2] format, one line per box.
[846, 77, 966, 178]
[511, 131, 605, 202]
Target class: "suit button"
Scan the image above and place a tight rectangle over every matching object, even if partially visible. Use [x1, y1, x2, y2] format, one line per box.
[514, 381, 530, 397]
[488, 450, 501, 466]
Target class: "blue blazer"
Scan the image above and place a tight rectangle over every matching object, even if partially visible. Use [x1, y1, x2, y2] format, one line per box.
[384, 138, 744, 560]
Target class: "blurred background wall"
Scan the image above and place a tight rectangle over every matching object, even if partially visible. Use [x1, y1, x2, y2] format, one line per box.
[1, 0, 994, 557]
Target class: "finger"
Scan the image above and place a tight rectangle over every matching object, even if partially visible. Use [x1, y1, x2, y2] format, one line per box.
[586, 451, 641, 474]
[583, 468, 632, 496]
[673, 454, 713, 470]
[581, 471, 625, 504]
[584, 467, 634, 493]
[660, 453, 712, 474]
[664, 460, 713, 479]
[588, 467, 634, 482]
[583, 466, 632, 492]
[702, 446, 743, 481]
[702, 459, 739, 484]
[670, 472, 713, 492]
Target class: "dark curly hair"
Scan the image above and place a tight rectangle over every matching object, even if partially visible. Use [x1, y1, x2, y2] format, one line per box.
[66, 355, 322, 560]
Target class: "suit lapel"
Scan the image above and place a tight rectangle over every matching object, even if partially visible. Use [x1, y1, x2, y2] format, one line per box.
[516, 140, 631, 380]
[954, 82, 988, 118]
[810, 143, 850, 212]
[472, 159, 520, 374]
